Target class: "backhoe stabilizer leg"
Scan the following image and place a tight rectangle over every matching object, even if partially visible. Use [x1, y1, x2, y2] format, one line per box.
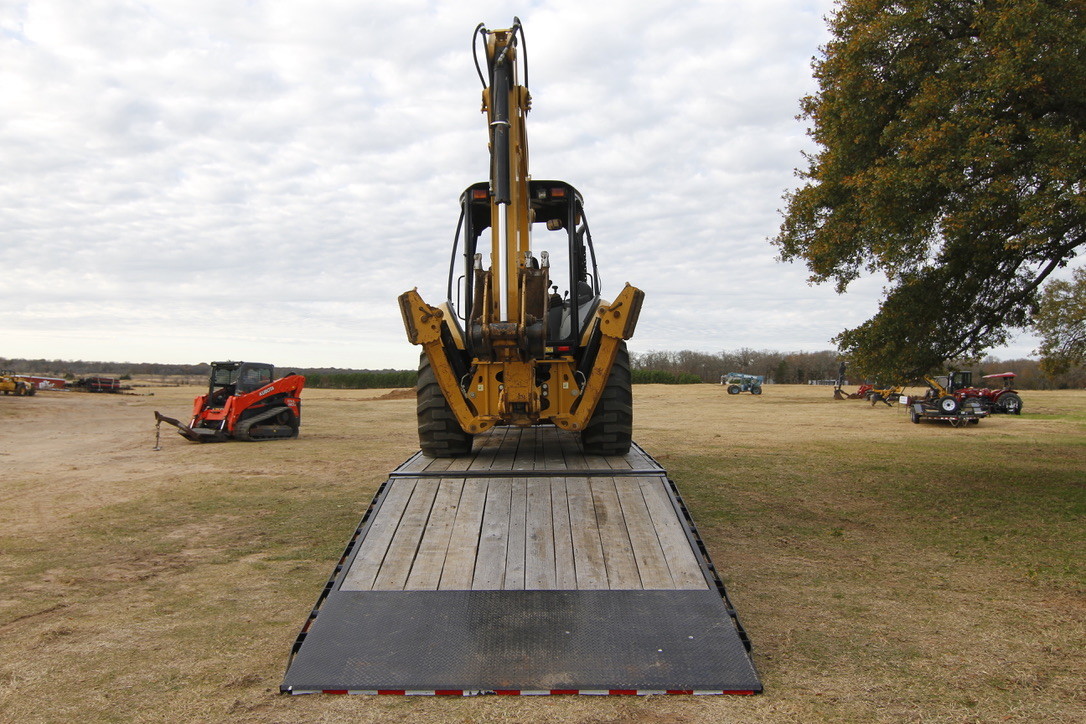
[398, 289, 494, 435]
[555, 283, 644, 431]
[597, 283, 645, 341]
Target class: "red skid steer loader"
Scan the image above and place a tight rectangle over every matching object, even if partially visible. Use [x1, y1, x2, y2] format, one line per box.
[154, 361, 304, 443]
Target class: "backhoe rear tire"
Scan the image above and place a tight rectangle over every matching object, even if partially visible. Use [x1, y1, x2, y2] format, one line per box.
[417, 352, 473, 458]
[581, 343, 632, 456]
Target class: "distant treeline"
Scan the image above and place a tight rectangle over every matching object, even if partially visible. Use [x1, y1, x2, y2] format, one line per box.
[5, 351, 1083, 390]
[0, 358, 416, 389]
[0, 358, 212, 379]
[631, 369, 702, 384]
[305, 371, 417, 389]
[631, 349, 1086, 389]
[632, 349, 842, 385]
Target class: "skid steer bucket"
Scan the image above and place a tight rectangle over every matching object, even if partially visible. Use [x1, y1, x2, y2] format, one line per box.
[153, 411, 227, 443]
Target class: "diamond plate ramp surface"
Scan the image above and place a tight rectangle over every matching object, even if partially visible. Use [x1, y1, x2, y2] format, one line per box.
[282, 590, 761, 693]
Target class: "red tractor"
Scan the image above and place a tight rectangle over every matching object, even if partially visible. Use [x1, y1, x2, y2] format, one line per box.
[955, 372, 1023, 415]
[155, 361, 305, 442]
[922, 371, 1023, 415]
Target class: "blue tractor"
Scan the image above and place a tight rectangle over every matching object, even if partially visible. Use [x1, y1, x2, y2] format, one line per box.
[721, 373, 763, 395]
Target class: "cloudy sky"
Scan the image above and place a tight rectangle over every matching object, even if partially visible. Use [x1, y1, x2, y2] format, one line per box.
[0, 0, 1051, 370]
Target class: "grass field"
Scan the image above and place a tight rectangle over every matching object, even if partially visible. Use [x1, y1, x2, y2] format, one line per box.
[0, 383, 1082, 722]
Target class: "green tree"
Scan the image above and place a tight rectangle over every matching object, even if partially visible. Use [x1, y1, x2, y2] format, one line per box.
[1034, 266, 1086, 375]
[774, 0, 1086, 381]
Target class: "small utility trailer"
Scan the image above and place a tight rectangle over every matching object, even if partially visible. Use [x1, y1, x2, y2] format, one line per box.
[909, 399, 989, 427]
[281, 426, 761, 696]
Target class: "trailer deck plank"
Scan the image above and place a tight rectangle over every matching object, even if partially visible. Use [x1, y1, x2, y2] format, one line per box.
[470, 426, 511, 471]
[373, 479, 440, 590]
[443, 444, 476, 472]
[603, 449, 633, 470]
[472, 479, 512, 589]
[284, 427, 761, 695]
[512, 429, 536, 471]
[503, 479, 528, 590]
[540, 427, 568, 470]
[565, 476, 609, 589]
[399, 451, 454, 475]
[613, 476, 676, 589]
[437, 479, 488, 589]
[524, 478, 556, 589]
[591, 477, 642, 589]
[550, 477, 578, 589]
[339, 479, 416, 591]
[637, 475, 708, 589]
[404, 479, 464, 590]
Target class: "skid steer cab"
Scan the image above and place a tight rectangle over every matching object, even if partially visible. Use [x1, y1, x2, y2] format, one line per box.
[154, 361, 304, 443]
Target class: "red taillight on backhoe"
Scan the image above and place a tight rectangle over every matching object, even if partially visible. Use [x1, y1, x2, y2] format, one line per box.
[472, 188, 488, 199]
[550, 187, 565, 197]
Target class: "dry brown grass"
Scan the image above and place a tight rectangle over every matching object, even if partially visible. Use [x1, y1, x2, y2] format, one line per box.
[0, 383, 1082, 723]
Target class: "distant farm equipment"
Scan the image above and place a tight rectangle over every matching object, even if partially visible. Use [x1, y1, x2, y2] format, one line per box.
[17, 375, 66, 391]
[922, 370, 1023, 416]
[721, 373, 763, 395]
[910, 392, 988, 427]
[960, 372, 1023, 415]
[834, 385, 862, 399]
[834, 382, 903, 403]
[154, 361, 304, 443]
[864, 384, 905, 406]
[920, 372, 969, 414]
[71, 376, 125, 393]
[0, 371, 36, 396]
[832, 363, 865, 399]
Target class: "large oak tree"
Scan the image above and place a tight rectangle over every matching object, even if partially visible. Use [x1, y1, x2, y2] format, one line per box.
[774, 0, 1086, 381]
[1034, 266, 1086, 375]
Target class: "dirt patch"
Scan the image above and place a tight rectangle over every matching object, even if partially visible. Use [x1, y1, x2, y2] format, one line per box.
[376, 387, 416, 400]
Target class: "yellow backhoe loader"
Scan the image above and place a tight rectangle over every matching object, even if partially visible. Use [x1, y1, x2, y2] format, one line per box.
[399, 18, 644, 457]
[0, 371, 35, 396]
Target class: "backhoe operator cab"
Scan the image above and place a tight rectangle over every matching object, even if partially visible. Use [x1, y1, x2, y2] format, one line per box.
[448, 180, 601, 361]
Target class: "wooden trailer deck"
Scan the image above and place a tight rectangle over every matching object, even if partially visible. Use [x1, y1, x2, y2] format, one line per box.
[281, 427, 761, 696]
[341, 426, 708, 593]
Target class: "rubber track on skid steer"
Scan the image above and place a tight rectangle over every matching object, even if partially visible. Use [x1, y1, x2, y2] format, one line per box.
[280, 426, 761, 695]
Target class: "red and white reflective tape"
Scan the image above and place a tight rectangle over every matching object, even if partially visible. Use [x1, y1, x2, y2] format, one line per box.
[290, 688, 755, 696]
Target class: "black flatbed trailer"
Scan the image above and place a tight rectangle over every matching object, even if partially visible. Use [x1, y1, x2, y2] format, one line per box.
[281, 426, 761, 696]
[910, 401, 989, 426]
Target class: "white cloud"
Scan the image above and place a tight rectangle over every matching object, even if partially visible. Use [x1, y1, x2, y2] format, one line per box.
[0, 0, 1043, 369]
